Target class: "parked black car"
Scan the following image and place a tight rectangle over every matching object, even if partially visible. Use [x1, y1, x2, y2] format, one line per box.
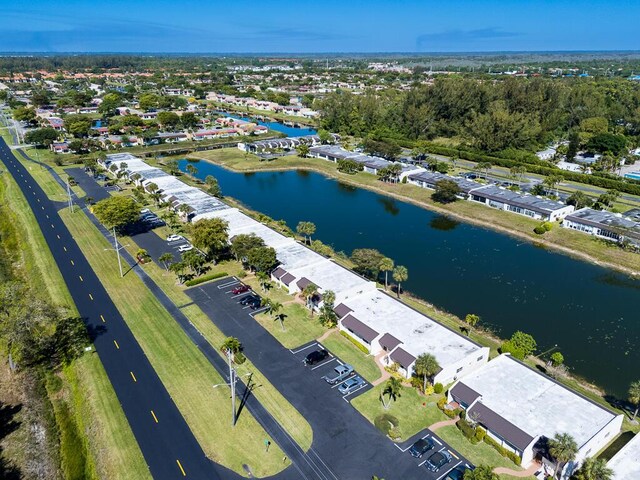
[304, 349, 329, 366]
[408, 437, 435, 458]
[240, 295, 260, 306]
[425, 450, 452, 473]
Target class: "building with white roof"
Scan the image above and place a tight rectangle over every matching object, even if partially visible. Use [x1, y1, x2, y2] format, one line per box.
[608, 431, 640, 479]
[334, 288, 489, 385]
[448, 354, 623, 473]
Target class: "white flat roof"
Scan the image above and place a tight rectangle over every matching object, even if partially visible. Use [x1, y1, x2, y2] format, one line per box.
[276, 242, 327, 271]
[342, 289, 481, 366]
[287, 258, 373, 299]
[458, 355, 618, 448]
[608, 431, 640, 479]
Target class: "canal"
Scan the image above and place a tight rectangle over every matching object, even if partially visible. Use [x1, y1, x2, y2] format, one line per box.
[180, 159, 640, 397]
[216, 112, 317, 137]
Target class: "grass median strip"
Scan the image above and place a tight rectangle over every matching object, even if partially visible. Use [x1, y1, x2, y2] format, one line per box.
[120, 243, 314, 452]
[1, 157, 150, 480]
[60, 206, 293, 476]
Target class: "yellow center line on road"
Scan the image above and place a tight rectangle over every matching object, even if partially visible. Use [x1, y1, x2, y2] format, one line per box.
[41, 206, 44, 210]
[151, 410, 158, 423]
[113, 340, 119, 349]
[89, 293, 93, 300]
[70, 260, 74, 265]
[45, 214, 49, 219]
[176, 460, 186, 477]
[100, 314, 106, 323]
[78, 275, 83, 282]
[56, 234, 60, 239]
[51, 224, 54, 228]
[130, 371, 137, 382]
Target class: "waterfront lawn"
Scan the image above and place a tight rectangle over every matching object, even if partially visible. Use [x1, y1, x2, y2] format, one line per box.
[436, 425, 523, 471]
[254, 302, 325, 349]
[320, 331, 381, 384]
[351, 385, 447, 441]
[60, 207, 291, 477]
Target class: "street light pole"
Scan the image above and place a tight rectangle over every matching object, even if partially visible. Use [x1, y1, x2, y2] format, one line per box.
[104, 228, 128, 278]
[213, 349, 251, 427]
[67, 182, 74, 212]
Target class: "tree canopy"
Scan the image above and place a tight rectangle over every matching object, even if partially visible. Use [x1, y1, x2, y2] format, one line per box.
[190, 218, 229, 260]
[92, 196, 139, 231]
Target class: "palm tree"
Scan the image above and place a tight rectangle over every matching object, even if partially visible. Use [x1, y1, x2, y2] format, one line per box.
[169, 261, 187, 284]
[297, 143, 310, 158]
[628, 380, 640, 421]
[464, 314, 481, 335]
[413, 353, 440, 393]
[256, 271, 270, 292]
[296, 221, 316, 244]
[549, 432, 578, 479]
[221, 337, 242, 360]
[381, 377, 403, 409]
[158, 252, 174, 270]
[301, 284, 319, 315]
[379, 257, 394, 290]
[185, 163, 198, 178]
[572, 456, 613, 480]
[392, 266, 408, 298]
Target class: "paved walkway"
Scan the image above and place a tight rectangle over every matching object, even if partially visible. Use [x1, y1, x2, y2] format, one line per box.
[493, 460, 542, 477]
[427, 417, 459, 432]
[371, 351, 392, 386]
[316, 327, 337, 342]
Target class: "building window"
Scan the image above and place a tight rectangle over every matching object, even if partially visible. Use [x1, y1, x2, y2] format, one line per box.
[477, 356, 484, 362]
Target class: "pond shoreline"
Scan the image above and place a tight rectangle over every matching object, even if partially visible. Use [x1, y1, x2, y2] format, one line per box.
[190, 155, 639, 278]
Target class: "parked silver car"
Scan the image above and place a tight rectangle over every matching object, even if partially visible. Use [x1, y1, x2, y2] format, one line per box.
[337, 376, 365, 395]
[322, 364, 354, 385]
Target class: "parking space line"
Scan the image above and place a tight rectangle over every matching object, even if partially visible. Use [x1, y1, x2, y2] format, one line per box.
[394, 443, 412, 453]
[130, 371, 137, 382]
[436, 461, 461, 480]
[418, 459, 427, 467]
[341, 383, 368, 400]
[290, 343, 318, 354]
[432, 437, 442, 446]
[176, 460, 186, 476]
[114, 340, 120, 349]
[151, 410, 158, 423]
[216, 279, 239, 289]
[311, 357, 336, 370]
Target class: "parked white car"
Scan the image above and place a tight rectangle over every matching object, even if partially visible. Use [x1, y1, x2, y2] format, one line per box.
[178, 244, 193, 253]
[167, 234, 184, 242]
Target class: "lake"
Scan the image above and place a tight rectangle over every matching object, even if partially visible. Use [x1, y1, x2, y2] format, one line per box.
[180, 159, 640, 397]
[217, 112, 317, 137]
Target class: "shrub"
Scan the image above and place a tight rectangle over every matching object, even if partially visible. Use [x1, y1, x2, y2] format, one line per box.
[234, 351, 246, 365]
[542, 221, 553, 232]
[339, 330, 370, 354]
[424, 383, 434, 396]
[475, 426, 486, 442]
[388, 426, 402, 440]
[374, 414, 399, 436]
[456, 419, 475, 439]
[443, 407, 460, 419]
[433, 383, 444, 394]
[410, 376, 423, 391]
[437, 396, 447, 410]
[483, 434, 522, 466]
[500, 340, 526, 360]
[184, 271, 228, 287]
[236, 270, 247, 279]
[533, 225, 546, 235]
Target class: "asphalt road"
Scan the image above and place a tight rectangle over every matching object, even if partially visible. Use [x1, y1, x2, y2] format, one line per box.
[187, 278, 474, 480]
[0, 138, 228, 480]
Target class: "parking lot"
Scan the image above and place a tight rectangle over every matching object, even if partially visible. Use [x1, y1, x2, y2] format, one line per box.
[290, 341, 371, 402]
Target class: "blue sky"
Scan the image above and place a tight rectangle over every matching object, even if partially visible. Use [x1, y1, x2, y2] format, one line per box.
[1, 0, 639, 53]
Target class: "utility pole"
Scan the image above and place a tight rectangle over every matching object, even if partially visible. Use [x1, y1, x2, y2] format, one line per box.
[213, 349, 251, 427]
[67, 182, 74, 212]
[104, 228, 128, 278]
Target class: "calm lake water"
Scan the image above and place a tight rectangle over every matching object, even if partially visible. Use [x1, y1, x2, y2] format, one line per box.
[180, 160, 640, 397]
[218, 112, 317, 137]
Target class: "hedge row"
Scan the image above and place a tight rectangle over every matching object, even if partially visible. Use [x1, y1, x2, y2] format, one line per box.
[420, 142, 640, 196]
[184, 271, 228, 287]
[339, 330, 370, 354]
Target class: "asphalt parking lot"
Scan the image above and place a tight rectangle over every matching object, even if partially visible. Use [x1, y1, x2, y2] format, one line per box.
[188, 278, 475, 480]
[289, 341, 371, 402]
[395, 429, 474, 480]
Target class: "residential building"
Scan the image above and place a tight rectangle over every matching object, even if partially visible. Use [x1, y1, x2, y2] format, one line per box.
[562, 208, 640, 247]
[407, 171, 484, 198]
[536, 148, 557, 161]
[607, 432, 640, 479]
[50, 142, 70, 154]
[448, 354, 623, 475]
[469, 185, 574, 221]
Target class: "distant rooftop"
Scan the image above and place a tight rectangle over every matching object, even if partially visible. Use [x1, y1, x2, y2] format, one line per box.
[608, 432, 640, 479]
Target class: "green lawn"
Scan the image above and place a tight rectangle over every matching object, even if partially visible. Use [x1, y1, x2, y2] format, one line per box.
[0, 154, 149, 479]
[119, 232, 314, 453]
[351, 385, 447, 441]
[320, 331, 381, 384]
[254, 302, 326, 349]
[59, 207, 291, 477]
[437, 425, 523, 471]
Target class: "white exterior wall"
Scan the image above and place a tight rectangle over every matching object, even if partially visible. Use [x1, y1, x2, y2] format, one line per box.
[433, 346, 490, 386]
[565, 414, 624, 477]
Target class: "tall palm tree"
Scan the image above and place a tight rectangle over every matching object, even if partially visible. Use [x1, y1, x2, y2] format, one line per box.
[464, 314, 481, 335]
[301, 284, 319, 315]
[549, 432, 578, 479]
[381, 377, 403, 409]
[628, 380, 640, 421]
[392, 266, 408, 298]
[413, 353, 440, 393]
[379, 257, 394, 290]
[572, 456, 613, 480]
[256, 271, 270, 292]
[158, 252, 173, 270]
